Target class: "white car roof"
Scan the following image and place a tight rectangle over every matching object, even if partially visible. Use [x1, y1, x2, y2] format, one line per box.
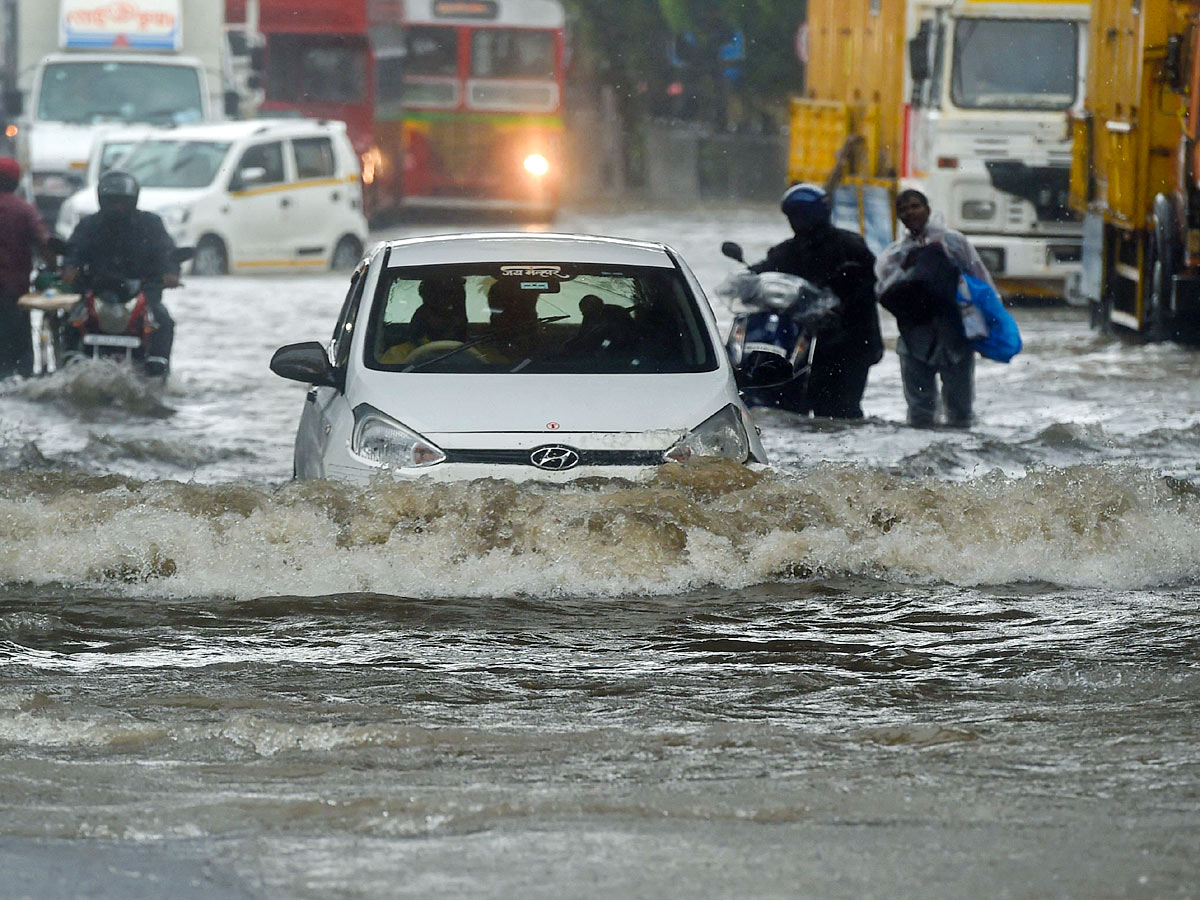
[100, 118, 348, 145]
[382, 233, 678, 268]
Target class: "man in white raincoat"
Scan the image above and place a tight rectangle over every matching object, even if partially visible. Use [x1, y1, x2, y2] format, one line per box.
[875, 189, 997, 428]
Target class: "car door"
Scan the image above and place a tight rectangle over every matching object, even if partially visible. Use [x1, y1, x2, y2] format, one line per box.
[289, 135, 346, 266]
[225, 139, 292, 268]
[295, 265, 367, 477]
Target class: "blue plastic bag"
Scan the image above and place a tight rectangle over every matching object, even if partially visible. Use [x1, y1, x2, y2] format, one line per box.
[957, 273, 1022, 362]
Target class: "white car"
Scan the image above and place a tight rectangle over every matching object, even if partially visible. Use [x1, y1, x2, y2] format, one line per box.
[270, 233, 768, 483]
[55, 118, 369, 275]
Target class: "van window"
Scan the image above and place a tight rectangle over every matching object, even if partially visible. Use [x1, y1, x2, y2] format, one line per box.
[235, 141, 285, 186]
[293, 137, 336, 179]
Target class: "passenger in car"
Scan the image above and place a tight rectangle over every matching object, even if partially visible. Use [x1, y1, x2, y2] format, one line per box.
[379, 275, 469, 364]
[566, 293, 638, 357]
[483, 279, 542, 361]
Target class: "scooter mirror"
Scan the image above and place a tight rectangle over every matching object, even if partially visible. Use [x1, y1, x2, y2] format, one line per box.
[174, 247, 195, 265]
[721, 242, 745, 264]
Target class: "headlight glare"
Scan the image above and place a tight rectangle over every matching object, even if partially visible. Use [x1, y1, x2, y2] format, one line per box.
[351, 405, 446, 469]
[664, 404, 751, 464]
[523, 153, 550, 177]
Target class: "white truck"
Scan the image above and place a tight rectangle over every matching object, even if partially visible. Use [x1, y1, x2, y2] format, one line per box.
[795, 0, 1090, 298]
[1, 0, 233, 222]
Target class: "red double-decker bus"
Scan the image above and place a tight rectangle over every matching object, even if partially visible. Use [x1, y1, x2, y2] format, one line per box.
[256, 0, 565, 219]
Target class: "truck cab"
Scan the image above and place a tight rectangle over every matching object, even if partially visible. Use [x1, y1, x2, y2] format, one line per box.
[908, 0, 1090, 297]
[4, 0, 227, 223]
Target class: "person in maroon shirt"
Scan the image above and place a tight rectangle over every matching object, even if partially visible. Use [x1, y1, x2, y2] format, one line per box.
[0, 157, 50, 377]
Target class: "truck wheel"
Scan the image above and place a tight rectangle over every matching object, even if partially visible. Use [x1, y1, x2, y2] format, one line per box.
[192, 237, 229, 277]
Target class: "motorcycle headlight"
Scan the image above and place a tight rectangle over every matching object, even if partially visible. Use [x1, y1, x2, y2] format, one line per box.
[351, 404, 446, 469]
[664, 404, 751, 464]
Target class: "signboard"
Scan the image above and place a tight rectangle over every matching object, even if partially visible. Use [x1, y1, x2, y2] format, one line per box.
[433, 1, 499, 20]
[59, 0, 183, 52]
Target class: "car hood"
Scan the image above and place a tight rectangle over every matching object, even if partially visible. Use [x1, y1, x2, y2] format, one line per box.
[348, 370, 737, 439]
[56, 186, 207, 217]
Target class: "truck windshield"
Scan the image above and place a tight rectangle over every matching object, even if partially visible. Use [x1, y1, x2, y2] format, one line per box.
[37, 62, 204, 124]
[120, 141, 232, 188]
[951, 19, 1078, 110]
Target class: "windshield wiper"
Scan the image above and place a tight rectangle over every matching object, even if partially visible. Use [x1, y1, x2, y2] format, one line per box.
[401, 315, 568, 372]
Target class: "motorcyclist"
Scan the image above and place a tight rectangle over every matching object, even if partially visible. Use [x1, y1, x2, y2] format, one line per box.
[62, 170, 180, 376]
[749, 183, 884, 418]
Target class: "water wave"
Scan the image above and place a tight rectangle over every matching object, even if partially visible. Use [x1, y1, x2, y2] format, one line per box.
[3, 361, 175, 418]
[1, 462, 1197, 597]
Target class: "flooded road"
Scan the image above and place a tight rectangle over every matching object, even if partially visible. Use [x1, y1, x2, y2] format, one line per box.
[1, 205, 1198, 898]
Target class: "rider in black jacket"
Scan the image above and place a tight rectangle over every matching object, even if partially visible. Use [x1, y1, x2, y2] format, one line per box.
[63, 170, 180, 376]
[750, 184, 884, 418]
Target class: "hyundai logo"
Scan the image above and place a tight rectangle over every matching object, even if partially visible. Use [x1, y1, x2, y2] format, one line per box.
[530, 444, 580, 470]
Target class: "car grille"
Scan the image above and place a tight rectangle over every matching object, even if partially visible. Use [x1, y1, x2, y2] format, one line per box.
[443, 449, 666, 467]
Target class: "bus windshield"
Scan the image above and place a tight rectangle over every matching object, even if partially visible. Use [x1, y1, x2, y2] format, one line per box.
[951, 19, 1078, 110]
[471, 29, 556, 79]
[120, 141, 232, 189]
[37, 62, 204, 124]
[266, 35, 368, 103]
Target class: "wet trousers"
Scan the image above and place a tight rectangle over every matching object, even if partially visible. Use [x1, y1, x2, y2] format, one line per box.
[0, 296, 33, 378]
[899, 350, 974, 427]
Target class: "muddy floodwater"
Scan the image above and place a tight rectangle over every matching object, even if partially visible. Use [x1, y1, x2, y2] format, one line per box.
[1, 206, 1198, 898]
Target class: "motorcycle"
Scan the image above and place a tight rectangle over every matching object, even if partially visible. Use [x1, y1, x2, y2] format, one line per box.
[716, 241, 842, 413]
[21, 246, 192, 378]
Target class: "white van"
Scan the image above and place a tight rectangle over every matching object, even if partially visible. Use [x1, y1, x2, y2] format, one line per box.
[55, 119, 370, 275]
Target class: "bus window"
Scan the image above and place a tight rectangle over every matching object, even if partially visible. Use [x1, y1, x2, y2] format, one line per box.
[266, 35, 368, 103]
[406, 27, 459, 76]
[471, 30, 555, 79]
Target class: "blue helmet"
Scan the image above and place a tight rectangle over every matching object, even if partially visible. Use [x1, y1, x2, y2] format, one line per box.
[781, 183, 831, 229]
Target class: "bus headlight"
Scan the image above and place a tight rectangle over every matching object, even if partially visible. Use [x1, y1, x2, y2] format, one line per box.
[523, 154, 550, 177]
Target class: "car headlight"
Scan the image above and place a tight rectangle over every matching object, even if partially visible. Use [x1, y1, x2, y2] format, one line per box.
[158, 205, 193, 227]
[664, 404, 751, 464]
[350, 404, 446, 469]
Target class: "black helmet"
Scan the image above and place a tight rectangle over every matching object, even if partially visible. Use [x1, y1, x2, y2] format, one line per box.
[97, 169, 140, 217]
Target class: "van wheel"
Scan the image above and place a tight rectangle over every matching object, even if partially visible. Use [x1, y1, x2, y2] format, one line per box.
[192, 236, 228, 276]
[331, 236, 363, 271]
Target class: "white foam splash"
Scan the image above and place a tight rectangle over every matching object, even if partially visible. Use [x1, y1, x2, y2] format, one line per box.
[1, 462, 1197, 598]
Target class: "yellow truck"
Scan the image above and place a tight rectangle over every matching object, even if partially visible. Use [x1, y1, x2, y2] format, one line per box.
[793, 0, 1089, 297]
[1069, 0, 1200, 339]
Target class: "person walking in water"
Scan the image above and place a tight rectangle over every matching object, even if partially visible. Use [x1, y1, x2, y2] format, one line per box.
[875, 189, 996, 428]
[0, 157, 50, 378]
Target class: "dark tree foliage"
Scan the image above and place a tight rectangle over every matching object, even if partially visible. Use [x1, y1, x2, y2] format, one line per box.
[561, 0, 805, 131]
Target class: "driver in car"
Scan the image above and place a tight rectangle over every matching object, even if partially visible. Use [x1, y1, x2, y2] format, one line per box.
[380, 275, 469, 364]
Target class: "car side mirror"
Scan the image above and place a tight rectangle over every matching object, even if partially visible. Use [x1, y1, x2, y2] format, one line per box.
[721, 241, 745, 263]
[908, 24, 932, 83]
[270, 341, 342, 389]
[232, 166, 266, 191]
[223, 90, 241, 118]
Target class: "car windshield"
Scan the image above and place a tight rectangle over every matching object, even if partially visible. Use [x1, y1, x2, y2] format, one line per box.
[364, 262, 718, 374]
[119, 140, 232, 188]
[37, 62, 204, 124]
[951, 19, 1078, 110]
